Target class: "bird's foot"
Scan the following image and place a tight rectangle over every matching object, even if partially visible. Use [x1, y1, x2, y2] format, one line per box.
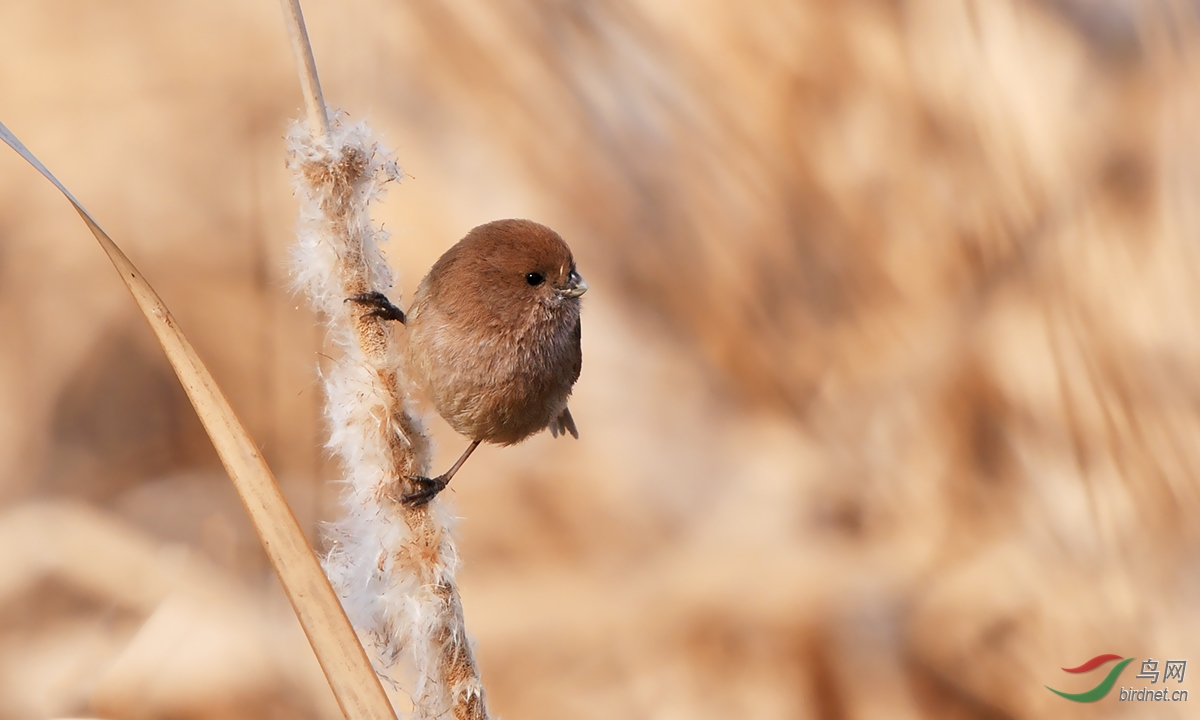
[401, 475, 449, 506]
[346, 291, 406, 324]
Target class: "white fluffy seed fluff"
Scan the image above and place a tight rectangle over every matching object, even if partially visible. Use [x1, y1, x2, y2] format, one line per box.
[285, 111, 488, 720]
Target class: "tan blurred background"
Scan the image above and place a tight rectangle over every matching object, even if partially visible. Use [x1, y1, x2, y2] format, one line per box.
[2, 0, 1199, 718]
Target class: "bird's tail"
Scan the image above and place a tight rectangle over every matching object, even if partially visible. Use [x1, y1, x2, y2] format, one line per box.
[550, 406, 579, 439]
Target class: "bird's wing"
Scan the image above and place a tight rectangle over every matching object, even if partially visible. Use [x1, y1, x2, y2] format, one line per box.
[549, 406, 579, 439]
[570, 318, 582, 382]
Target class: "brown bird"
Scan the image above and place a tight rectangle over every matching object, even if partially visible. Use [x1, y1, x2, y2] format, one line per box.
[349, 219, 586, 505]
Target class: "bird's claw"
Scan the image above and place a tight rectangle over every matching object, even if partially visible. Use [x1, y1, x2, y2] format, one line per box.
[346, 291, 406, 324]
[401, 475, 448, 506]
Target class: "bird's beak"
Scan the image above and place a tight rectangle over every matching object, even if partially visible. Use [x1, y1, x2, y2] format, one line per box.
[560, 270, 588, 298]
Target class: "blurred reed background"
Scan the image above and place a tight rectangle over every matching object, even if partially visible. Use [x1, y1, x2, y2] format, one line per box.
[1, 0, 1198, 718]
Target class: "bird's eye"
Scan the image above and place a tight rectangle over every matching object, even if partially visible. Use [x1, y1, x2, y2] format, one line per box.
[525, 272, 545, 286]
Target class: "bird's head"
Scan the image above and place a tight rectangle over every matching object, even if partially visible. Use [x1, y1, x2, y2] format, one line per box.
[468, 219, 587, 309]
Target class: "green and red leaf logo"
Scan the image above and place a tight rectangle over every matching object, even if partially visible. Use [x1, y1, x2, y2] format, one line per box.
[1047, 654, 1134, 702]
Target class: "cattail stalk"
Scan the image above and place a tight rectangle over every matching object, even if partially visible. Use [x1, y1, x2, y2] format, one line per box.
[280, 2, 489, 718]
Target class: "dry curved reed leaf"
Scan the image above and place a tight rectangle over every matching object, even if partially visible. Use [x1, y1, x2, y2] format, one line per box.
[0, 120, 396, 720]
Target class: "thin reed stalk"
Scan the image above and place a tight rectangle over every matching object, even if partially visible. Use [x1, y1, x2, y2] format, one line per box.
[280, 2, 490, 718]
